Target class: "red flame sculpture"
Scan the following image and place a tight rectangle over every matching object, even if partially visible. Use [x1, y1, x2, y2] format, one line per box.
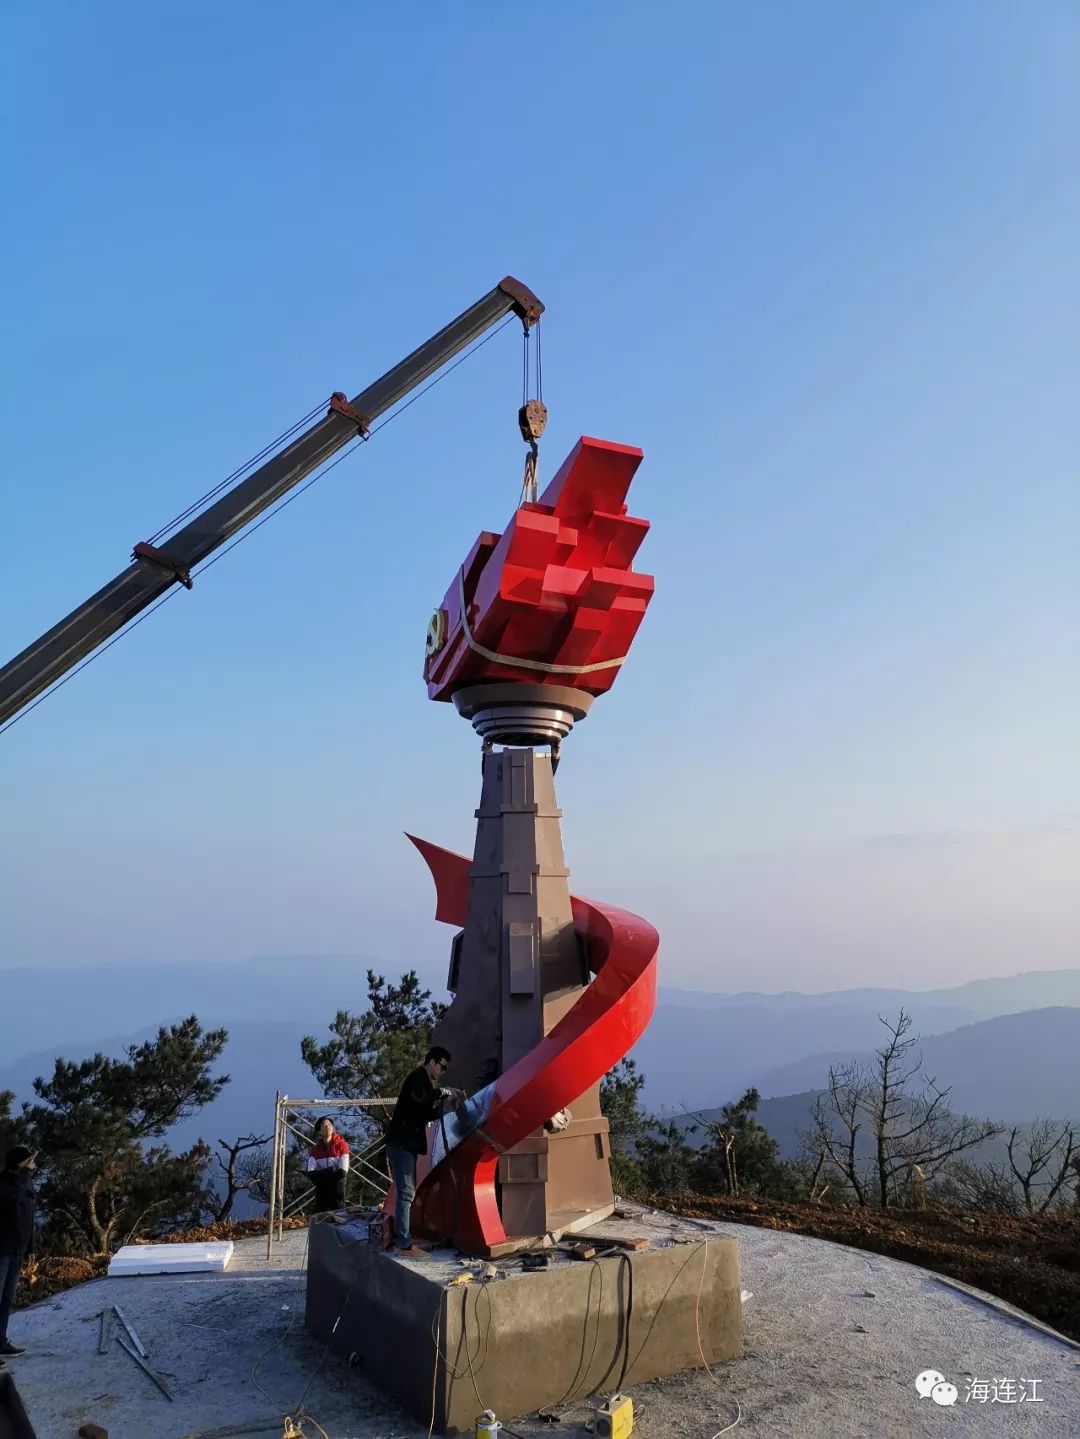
[424, 436, 654, 700]
[395, 434, 657, 1255]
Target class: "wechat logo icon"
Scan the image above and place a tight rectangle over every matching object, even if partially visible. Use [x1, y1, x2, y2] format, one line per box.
[915, 1370, 946, 1398]
[915, 1370, 958, 1406]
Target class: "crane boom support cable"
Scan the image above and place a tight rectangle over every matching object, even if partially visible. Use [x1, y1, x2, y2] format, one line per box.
[0, 277, 535, 731]
[0, 316, 515, 738]
[146, 400, 329, 545]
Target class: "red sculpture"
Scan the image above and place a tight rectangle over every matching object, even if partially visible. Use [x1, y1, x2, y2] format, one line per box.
[408, 839, 658, 1254]
[391, 434, 657, 1255]
[424, 436, 654, 699]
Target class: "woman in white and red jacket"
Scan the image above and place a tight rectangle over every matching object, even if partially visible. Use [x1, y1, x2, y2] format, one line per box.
[306, 1118, 350, 1213]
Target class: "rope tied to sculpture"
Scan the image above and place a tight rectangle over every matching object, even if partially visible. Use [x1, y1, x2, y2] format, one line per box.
[456, 570, 627, 677]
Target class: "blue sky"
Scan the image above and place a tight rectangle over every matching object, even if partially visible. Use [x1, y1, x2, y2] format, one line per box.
[1, 3, 1076, 990]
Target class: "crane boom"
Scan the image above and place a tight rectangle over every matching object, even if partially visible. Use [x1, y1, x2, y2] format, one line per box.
[0, 275, 543, 730]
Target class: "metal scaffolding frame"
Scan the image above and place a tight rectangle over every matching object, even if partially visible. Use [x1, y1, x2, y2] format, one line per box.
[266, 1091, 396, 1257]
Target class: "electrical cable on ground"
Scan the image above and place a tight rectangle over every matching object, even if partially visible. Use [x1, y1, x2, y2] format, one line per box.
[428, 1269, 495, 1436]
[288, 1242, 364, 1421]
[283, 1416, 330, 1439]
[428, 1285, 443, 1439]
[249, 1221, 361, 1439]
[536, 1256, 605, 1420]
[615, 1251, 634, 1392]
[272, 1210, 413, 1439]
[544, 1236, 741, 1437]
[467, 1281, 496, 1409]
[249, 1223, 312, 1412]
[693, 1238, 743, 1438]
[429, 1279, 485, 1381]
[0, 314, 515, 740]
[621, 1238, 704, 1380]
[707, 1404, 743, 1438]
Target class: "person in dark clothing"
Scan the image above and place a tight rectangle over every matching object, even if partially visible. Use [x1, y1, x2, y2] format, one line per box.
[384, 1047, 462, 1255]
[306, 1118, 350, 1215]
[0, 1145, 35, 1362]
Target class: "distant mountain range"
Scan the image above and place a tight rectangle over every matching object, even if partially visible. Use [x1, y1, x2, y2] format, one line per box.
[0, 1020, 317, 1154]
[658, 966, 1080, 1017]
[687, 1092, 1067, 1174]
[0, 953, 386, 1062]
[636, 1000, 970, 1112]
[0, 959, 1076, 1154]
[636, 967, 1080, 1111]
[753, 1006, 1080, 1123]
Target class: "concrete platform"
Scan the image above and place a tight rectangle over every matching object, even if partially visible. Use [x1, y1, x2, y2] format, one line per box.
[306, 1216, 743, 1432]
[4, 1213, 1079, 1437]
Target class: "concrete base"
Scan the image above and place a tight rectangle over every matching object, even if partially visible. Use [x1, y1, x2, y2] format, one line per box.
[306, 1218, 743, 1434]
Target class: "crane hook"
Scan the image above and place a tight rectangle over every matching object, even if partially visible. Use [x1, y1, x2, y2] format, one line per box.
[518, 399, 547, 505]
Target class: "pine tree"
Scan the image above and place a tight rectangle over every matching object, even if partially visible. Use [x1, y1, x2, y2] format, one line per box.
[301, 970, 446, 1147]
[24, 1017, 228, 1254]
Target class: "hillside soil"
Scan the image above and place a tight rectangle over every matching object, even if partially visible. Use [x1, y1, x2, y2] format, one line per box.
[649, 1192, 1080, 1344]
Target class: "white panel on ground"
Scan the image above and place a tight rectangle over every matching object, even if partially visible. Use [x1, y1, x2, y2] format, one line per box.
[107, 1241, 234, 1276]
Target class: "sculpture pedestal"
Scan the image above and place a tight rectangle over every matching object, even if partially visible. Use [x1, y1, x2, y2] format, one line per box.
[430, 741, 614, 1241]
[306, 1217, 743, 1434]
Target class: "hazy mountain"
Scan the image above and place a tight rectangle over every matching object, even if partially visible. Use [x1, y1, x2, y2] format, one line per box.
[635, 970, 1080, 1111]
[0, 961, 1076, 1148]
[0, 954, 385, 1064]
[5, 1009, 1070, 1197]
[0, 1020, 318, 1152]
[755, 1007, 1080, 1122]
[633, 1001, 979, 1112]
[661, 968, 1080, 1019]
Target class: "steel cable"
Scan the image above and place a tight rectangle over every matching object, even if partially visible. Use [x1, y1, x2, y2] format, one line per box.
[0, 318, 514, 738]
[147, 401, 329, 545]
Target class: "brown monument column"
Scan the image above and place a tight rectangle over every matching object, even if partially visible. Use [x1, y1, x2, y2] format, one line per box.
[431, 685, 614, 1238]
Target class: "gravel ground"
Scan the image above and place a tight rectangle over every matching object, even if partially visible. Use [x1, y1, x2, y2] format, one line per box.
[594, 1209, 1080, 1439]
[5, 1214, 1078, 1438]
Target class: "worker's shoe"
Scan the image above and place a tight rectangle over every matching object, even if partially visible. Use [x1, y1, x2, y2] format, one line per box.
[0, 1341, 26, 1357]
[393, 1244, 429, 1259]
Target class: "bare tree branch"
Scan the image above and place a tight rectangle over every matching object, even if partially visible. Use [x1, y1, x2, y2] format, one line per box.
[798, 1009, 1000, 1208]
[1005, 1119, 1077, 1214]
[212, 1134, 271, 1222]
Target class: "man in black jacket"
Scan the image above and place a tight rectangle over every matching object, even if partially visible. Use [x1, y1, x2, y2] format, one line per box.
[0, 1145, 35, 1362]
[384, 1047, 461, 1256]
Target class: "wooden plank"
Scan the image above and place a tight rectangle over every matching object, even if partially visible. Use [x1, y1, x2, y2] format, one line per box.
[116, 1335, 174, 1402]
[97, 1307, 113, 1354]
[561, 1242, 598, 1260]
[111, 1303, 147, 1359]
